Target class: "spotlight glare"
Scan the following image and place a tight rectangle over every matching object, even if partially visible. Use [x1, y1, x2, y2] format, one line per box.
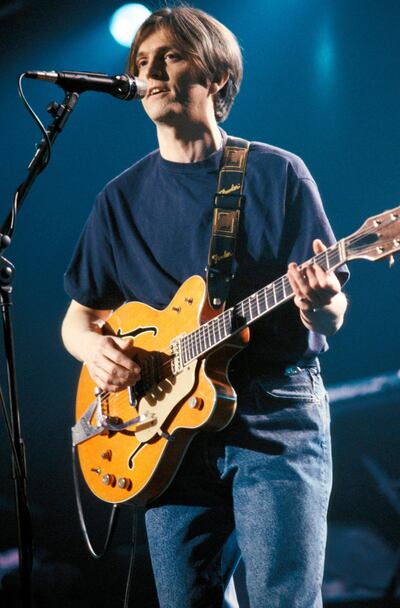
[109, 3, 151, 48]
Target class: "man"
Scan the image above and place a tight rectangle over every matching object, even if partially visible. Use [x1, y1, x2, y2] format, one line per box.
[62, 6, 348, 607]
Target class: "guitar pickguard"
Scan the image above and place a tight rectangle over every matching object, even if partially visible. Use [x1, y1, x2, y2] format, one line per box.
[135, 361, 198, 442]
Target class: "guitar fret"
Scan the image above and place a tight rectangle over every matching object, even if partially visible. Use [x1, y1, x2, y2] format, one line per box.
[199, 331, 205, 354]
[283, 276, 292, 299]
[192, 335, 197, 357]
[209, 323, 214, 348]
[183, 339, 188, 365]
[228, 310, 234, 333]
[217, 316, 223, 341]
[276, 277, 284, 302]
[272, 281, 278, 305]
[249, 295, 255, 319]
[245, 299, 251, 322]
[196, 328, 202, 355]
[281, 277, 286, 299]
[225, 312, 230, 336]
[200, 330, 205, 353]
[193, 329, 199, 355]
[208, 322, 214, 348]
[204, 325, 209, 350]
[330, 247, 341, 266]
[266, 286, 275, 309]
[259, 289, 267, 314]
[240, 299, 248, 323]
[201, 327, 208, 351]
[185, 335, 190, 361]
[210, 321, 215, 345]
[211, 322, 217, 347]
[217, 317, 222, 341]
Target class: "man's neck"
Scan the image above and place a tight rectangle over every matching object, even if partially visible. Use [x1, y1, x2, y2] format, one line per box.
[156, 121, 223, 163]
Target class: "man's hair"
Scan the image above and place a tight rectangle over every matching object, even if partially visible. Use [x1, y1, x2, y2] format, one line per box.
[128, 6, 243, 123]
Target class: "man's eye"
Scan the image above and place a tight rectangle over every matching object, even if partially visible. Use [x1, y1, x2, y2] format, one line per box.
[165, 52, 180, 61]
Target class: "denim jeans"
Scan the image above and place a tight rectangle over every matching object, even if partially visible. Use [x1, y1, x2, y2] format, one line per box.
[145, 361, 332, 608]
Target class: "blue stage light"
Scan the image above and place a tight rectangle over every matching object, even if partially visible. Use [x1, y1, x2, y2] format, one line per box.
[109, 3, 151, 48]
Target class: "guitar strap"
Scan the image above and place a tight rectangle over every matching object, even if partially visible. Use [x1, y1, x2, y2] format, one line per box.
[206, 135, 250, 309]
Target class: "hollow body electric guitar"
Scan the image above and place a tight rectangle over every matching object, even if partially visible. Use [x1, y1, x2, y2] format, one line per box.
[73, 207, 400, 505]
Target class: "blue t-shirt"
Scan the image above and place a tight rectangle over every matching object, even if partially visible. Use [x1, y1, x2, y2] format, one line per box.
[64, 133, 348, 367]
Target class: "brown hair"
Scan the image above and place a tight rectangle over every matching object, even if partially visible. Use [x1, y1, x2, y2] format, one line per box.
[128, 6, 243, 123]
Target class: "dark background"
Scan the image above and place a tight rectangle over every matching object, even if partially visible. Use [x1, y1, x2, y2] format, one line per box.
[0, 0, 399, 605]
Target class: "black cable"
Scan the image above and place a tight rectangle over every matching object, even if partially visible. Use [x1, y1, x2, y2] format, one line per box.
[384, 545, 400, 606]
[17, 73, 52, 169]
[71, 444, 120, 559]
[123, 506, 138, 608]
[5, 74, 53, 240]
[0, 373, 23, 480]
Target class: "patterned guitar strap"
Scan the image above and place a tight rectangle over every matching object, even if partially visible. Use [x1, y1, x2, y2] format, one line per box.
[206, 135, 250, 310]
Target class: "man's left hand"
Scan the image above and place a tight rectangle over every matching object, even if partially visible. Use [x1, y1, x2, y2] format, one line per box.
[287, 239, 347, 336]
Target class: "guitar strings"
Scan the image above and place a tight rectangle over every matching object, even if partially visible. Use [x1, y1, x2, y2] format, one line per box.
[98, 231, 398, 409]
[92, 219, 399, 411]
[179, 223, 398, 365]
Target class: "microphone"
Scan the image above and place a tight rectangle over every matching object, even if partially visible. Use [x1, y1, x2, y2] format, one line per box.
[24, 70, 147, 100]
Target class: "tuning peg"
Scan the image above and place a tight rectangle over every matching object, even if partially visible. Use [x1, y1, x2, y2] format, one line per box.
[389, 255, 395, 268]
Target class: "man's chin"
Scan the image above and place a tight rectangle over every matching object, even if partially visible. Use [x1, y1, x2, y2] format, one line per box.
[146, 108, 183, 126]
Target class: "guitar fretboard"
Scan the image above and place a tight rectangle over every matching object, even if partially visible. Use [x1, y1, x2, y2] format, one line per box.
[179, 241, 345, 366]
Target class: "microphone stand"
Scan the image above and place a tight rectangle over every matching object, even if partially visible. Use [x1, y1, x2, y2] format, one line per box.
[0, 89, 80, 607]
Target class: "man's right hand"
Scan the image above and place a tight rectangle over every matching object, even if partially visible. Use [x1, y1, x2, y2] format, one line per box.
[81, 333, 141, 393]
[62, 300, 141, 392]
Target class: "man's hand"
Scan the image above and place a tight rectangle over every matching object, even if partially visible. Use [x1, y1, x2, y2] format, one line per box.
[287, 239, 347, 336]
[62, 300, 142, 392]
[81, 333, 141, 393]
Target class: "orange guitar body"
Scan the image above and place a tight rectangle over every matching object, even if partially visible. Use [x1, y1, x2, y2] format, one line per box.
[75, 275, 249, 506]
[74, 205, 400, 505]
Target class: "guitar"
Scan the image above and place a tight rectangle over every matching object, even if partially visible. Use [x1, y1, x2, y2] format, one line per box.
[72, 206, 400, 505]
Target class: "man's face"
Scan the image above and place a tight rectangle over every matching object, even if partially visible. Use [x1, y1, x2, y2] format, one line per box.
[135, 28, 213, 126]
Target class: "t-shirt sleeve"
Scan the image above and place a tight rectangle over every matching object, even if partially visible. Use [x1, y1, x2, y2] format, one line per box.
[64, 190, 125, 310]
[282, 169, 349, 286]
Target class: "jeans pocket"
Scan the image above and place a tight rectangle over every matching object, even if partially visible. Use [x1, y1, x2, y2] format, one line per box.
[251, 368, 330, 436]
[257, 368, 321, 406]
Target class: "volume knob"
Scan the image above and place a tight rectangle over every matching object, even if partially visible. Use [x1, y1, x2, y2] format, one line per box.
[189, 396, 203, 409]
[102, 473, 116, 486]
[118, 477, 132, 490]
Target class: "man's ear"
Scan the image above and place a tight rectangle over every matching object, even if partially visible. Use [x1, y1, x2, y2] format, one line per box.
[209, 72, 229, 95]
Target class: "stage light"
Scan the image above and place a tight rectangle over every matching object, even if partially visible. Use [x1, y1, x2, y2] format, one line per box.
[109, 3, 151, 48]
[316, 24, 335, 82]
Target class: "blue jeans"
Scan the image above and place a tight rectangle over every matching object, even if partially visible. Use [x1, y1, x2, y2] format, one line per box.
[145, 361, 332, 608]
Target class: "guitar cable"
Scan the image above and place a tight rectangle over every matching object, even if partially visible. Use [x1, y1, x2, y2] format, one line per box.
[72, 445, 139, 606]
[71, 444, 120, 558]
[123, 505, 138, 608]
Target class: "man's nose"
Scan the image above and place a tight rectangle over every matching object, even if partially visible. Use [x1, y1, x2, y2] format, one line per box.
[145, 57, 166, 80]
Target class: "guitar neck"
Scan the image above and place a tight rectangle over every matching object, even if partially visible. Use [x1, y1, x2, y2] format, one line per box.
[179, 240, 347, 366]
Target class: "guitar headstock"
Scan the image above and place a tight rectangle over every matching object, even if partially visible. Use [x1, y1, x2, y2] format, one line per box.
[345, 206, 400, 262]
